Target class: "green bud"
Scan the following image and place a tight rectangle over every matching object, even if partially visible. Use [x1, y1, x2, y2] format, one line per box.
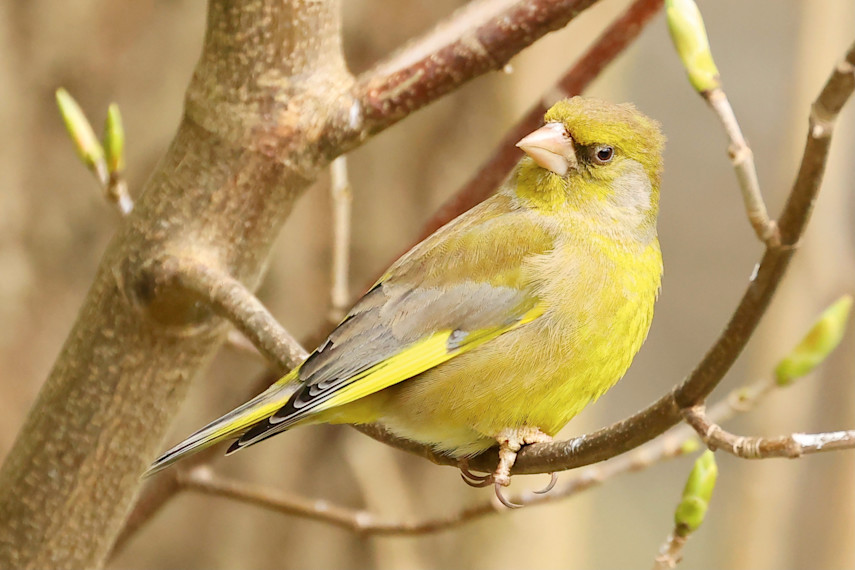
[775, 295, 853, 386]
[665, 0, 721, 93]
[55, 88, 106, 172]
[674, 450, 717, 536]
[103, 103, 125, 174]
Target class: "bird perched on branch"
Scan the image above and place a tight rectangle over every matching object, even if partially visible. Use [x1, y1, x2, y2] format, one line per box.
[148, 97, 665, 508]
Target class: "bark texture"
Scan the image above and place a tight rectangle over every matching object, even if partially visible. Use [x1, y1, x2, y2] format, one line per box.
[0, 2, 353, 567]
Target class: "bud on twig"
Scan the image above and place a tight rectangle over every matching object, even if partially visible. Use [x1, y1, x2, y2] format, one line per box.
[55, 88, 108, 185]
[103, 103, 126, 175]
[775, 295, 853, 386]
[674, 450, 717, 536]
[665, 0, 721, 93]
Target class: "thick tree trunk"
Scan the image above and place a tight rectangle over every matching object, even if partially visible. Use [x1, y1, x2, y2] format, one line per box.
[0, 2, 353, 567]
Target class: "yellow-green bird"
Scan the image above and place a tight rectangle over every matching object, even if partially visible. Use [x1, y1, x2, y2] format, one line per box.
[148, 97, 665, 507]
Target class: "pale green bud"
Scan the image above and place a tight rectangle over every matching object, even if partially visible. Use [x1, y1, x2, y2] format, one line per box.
[775, 295, 853, 386]
[666, 0, 721, 93]
[674, 450, 717, 536]
[103, 103, 125, 174]
[55, 88, 105, 172]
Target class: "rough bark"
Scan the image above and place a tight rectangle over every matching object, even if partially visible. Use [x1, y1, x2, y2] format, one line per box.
[0, 2, 353, 567]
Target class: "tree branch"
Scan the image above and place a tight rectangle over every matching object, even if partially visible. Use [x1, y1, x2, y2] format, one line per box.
[138, 366, 790, 538]
[0, 2, 350, 567]
[683, 406, 855, 459]
[705, 88, 778, 246]
[179, 431, 693, 536]
[346, 0, 602, 144]
[148, 255, 309, 372]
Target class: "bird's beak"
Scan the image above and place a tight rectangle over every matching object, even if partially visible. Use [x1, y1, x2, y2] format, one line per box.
[516, 122, 577, 176]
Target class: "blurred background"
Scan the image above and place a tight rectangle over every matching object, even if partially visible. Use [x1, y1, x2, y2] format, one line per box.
[1, 0, 853, 568]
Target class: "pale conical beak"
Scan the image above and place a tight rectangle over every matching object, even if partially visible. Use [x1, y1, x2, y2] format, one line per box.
[516, 122, 577, 176]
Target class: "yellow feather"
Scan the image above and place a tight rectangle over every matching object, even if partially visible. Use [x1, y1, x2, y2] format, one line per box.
[318, 304, 545, 411]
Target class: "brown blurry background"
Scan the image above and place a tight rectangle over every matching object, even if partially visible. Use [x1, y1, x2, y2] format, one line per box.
[1, 1, 853, 568]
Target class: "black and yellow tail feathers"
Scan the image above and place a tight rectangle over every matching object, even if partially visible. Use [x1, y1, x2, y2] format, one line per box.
[144, 372, 299, 477]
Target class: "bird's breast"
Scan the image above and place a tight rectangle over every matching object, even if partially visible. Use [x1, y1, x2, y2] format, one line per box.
[371, 234, 662, 456]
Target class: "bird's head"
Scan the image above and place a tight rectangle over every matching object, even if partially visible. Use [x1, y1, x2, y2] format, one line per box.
[513, 97, 665, 237]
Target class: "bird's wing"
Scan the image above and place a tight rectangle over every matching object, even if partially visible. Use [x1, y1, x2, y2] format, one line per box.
[231, 196, 555, 449]
[146, 196, 554, 474]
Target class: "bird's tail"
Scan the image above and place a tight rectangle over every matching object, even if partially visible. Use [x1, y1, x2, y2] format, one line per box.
[144, 370, 300, 477]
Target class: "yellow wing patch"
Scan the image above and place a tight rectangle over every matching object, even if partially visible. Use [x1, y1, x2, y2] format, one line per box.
[314, 303, 545, 413]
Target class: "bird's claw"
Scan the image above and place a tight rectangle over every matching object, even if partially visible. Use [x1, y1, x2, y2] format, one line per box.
[533, 472, 558, 494]
[494, 481, 523, 508]
[460, 470, 493, 488]
[459, 462, 494, 487]
[461, 428, 558, 508]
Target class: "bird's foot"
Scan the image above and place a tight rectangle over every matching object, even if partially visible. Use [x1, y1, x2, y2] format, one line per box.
[459, 459, 494, 488]
[459, 428, 556, 508]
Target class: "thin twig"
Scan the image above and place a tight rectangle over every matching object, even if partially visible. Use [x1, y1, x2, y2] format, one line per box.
[163, 371, 787, 537]
[107, 172, 134, 216]
[179, 431, 693, 536]
[683, 406, 855, 459]
[704, 88, 778, 246]
[149, 256, 309, 372]
[329, 156, 352, 324]
[418, 0, 664, 239]
[224, 329, 267, 362]
[653, 532, 688, 570]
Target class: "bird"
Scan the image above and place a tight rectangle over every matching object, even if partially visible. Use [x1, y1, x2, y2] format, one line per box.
[147, 96, 665, 508]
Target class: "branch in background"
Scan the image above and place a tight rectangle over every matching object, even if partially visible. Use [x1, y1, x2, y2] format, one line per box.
[329, 156, 352, 323]
[683, 406, 855, 459]
[179, 431, 694, 536]
[419, 0, 664, 239]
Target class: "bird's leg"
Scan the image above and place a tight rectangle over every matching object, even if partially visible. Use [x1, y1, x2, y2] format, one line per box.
[492, 427, 555, 508]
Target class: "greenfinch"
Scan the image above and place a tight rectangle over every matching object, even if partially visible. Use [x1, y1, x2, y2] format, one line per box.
[148, 97, 665, 507]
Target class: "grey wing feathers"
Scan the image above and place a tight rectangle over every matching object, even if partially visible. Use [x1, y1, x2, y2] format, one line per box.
[229, 279, 534, 451]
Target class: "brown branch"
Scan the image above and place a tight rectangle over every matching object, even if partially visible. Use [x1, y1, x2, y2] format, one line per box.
[348, 0, 602, 143]
[156, 368, 785, 537]
[355, 40, 855, 475]
[179, 431, 692, 536]
[0, 3, 350, 567]
[705, 88, 779, 246]
[418, 0, 664, 238]
[683, 406, 855, 459]
[147, 255, 309, 372]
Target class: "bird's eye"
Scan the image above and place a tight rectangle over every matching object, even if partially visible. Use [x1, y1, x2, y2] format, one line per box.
[593, 146, 614, 164]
